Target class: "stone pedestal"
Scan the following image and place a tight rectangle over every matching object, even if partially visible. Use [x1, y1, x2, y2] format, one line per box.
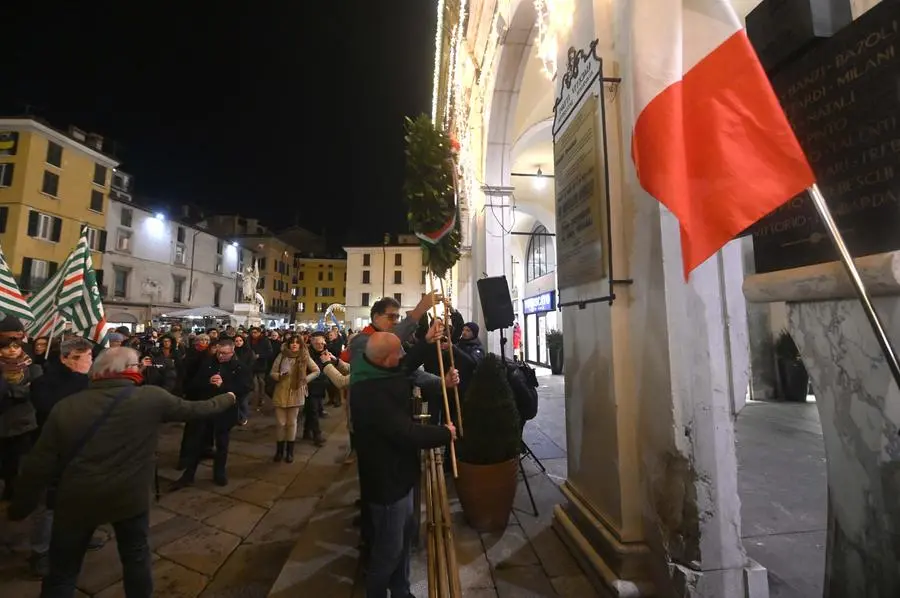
[232, 302, 262, 328]
[745, 251, 900, 597]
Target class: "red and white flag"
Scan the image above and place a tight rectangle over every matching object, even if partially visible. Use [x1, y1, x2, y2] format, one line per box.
[629, 0, 816, 278]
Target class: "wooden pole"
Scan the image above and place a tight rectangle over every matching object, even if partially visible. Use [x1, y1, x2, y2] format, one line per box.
[438, 279, 464, 438]
[429, 448, 450, 598]
[429, 273, 458, 478]
[435, 452, 463, 597]
[424, 449, 438, 598]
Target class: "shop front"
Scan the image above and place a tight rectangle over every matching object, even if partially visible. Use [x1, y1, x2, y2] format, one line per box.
[523, 290, 557, 367]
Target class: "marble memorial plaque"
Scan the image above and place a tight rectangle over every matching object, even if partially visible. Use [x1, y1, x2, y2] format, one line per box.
[750, 0, 900, 273]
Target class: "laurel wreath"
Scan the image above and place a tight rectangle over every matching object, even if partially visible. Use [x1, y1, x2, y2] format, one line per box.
[403, 114, 462, 279]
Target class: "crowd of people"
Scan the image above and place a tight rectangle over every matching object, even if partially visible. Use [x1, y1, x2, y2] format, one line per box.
[0, 289, 524, 598]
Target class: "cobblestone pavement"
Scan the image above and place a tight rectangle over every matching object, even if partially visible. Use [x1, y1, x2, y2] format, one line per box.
[0, 405, 352, 598]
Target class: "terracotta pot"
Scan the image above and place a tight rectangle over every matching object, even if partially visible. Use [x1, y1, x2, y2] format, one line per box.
[456, 458, 518, 532]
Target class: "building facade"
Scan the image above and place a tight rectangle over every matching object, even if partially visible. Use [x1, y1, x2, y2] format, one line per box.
[292, 254, 347, 326]
[102, 198, 252, 327]
[0, 118, 118, 293]
[344, 238, 426, 329]
[202, 215, 302, 325]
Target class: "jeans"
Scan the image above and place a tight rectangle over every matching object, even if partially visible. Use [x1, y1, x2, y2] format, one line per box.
[365, 490, 414, 598]
[237, 393, 251, 421]
[41, 511, 152, 598]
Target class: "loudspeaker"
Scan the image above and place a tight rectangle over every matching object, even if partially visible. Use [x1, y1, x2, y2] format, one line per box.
[477, 276, 515, 331]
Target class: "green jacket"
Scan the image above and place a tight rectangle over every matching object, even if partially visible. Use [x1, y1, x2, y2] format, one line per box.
[10, 379, 234, 528]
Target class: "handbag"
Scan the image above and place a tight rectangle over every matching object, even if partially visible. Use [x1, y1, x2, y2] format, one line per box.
[47, 385, 136, 509]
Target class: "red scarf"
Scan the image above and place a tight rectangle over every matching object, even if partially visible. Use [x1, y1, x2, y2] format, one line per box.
[92, 371, 144, 385]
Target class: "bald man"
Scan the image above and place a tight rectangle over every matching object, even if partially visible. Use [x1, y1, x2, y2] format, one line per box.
[351, 331, 457, 598]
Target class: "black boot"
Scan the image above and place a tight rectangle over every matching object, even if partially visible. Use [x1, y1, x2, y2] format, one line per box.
[274, 441, 285, 462]
[313, 432, 325, 448]
[285, 441, 295, 463]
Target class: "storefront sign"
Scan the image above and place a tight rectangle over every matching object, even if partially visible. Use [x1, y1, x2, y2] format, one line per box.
[523, 290, 556, 315]
[553, 94, 608, 289]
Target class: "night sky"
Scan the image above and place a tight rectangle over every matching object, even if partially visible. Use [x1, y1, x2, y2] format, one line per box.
[1, 1, 436, 248]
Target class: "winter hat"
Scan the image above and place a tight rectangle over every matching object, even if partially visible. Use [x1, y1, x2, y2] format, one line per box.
[463, 322, 479, 337]
[107, 332, 126, 343]
[0, 314, 24, 333]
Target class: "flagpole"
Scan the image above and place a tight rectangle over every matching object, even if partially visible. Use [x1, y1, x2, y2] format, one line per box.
[44, 312, 60, 359]
[807, 184, 900, 391]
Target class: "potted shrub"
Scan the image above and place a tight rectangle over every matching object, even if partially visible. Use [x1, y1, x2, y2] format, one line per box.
[775, 330, 809, 402]
[546, 329, 564, 375]
[455, 353, 522, 532]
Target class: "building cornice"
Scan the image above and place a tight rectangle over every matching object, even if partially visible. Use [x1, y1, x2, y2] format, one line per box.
[0, 118, 120, 168]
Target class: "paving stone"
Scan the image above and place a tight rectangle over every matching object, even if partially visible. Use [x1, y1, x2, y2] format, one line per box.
[200, 541, 295, 598]
[252, 463, 303, 487]
[494, 564, 557, 597]
[245, 497, 319, 545]
[551, 573, 604, 597]
[0, 577, 41, 598]
[228, 479, 286, 508]
[76, 539, 128, 594]
[149, 515, 205, 551]
[156, 524, 242, 576]
[204, 501, 268, 538]
[482, 524, 541, 569]
[95, 557, 208, 598]
[149, 505, 177, 528]
[228, 439, 274, 460]
[280, 462, 342, 498]
[158, 486, 239, 521]
[267, 506, 359, 598]
[205, 475, 255, 496]
[455, 538, 496, 590]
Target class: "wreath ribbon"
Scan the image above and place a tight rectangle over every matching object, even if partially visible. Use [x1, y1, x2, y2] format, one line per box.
[414, 159, 460, 246]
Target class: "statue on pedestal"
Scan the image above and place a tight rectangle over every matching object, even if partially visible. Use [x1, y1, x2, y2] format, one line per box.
[239, 260, 260, 306]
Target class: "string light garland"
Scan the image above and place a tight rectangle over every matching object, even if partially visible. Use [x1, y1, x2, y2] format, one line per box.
[432, 0, 446, 122]
[533, 0, 575, 79]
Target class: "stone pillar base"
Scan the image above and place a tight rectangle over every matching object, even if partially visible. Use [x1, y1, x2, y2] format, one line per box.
[553, 483, 655, 597]
[553, 482, 770, 598]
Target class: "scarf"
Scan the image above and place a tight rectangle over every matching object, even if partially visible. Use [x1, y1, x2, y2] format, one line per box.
[92, 371, 144, 385]
[0, 352, 31, 384]
[280, 345, 308, 392]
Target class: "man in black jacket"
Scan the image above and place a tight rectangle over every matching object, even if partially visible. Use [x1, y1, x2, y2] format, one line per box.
[351, 332, 457, 598]
[172, 338, 252, 488]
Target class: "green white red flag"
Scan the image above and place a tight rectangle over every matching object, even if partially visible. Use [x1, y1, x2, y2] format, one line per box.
[27, 227, 106, 342]
[0, 245, 34, 322]
[629, 0, 816, 278]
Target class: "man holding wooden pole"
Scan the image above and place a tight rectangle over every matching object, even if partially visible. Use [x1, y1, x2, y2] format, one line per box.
[350, 331, 458, 598]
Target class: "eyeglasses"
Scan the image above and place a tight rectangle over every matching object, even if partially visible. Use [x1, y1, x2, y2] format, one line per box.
[382, 313, 401, 321]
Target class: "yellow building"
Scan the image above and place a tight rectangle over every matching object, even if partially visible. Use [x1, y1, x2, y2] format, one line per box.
[293, 255, 347, 325]
[0, 118, 118, 293]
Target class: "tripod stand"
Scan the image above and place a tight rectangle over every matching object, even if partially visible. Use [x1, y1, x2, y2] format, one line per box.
[499, 329, 542, 517]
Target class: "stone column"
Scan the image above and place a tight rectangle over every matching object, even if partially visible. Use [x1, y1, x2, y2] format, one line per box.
[550, 1, 764, 596]
[745, 252, 900, 597]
